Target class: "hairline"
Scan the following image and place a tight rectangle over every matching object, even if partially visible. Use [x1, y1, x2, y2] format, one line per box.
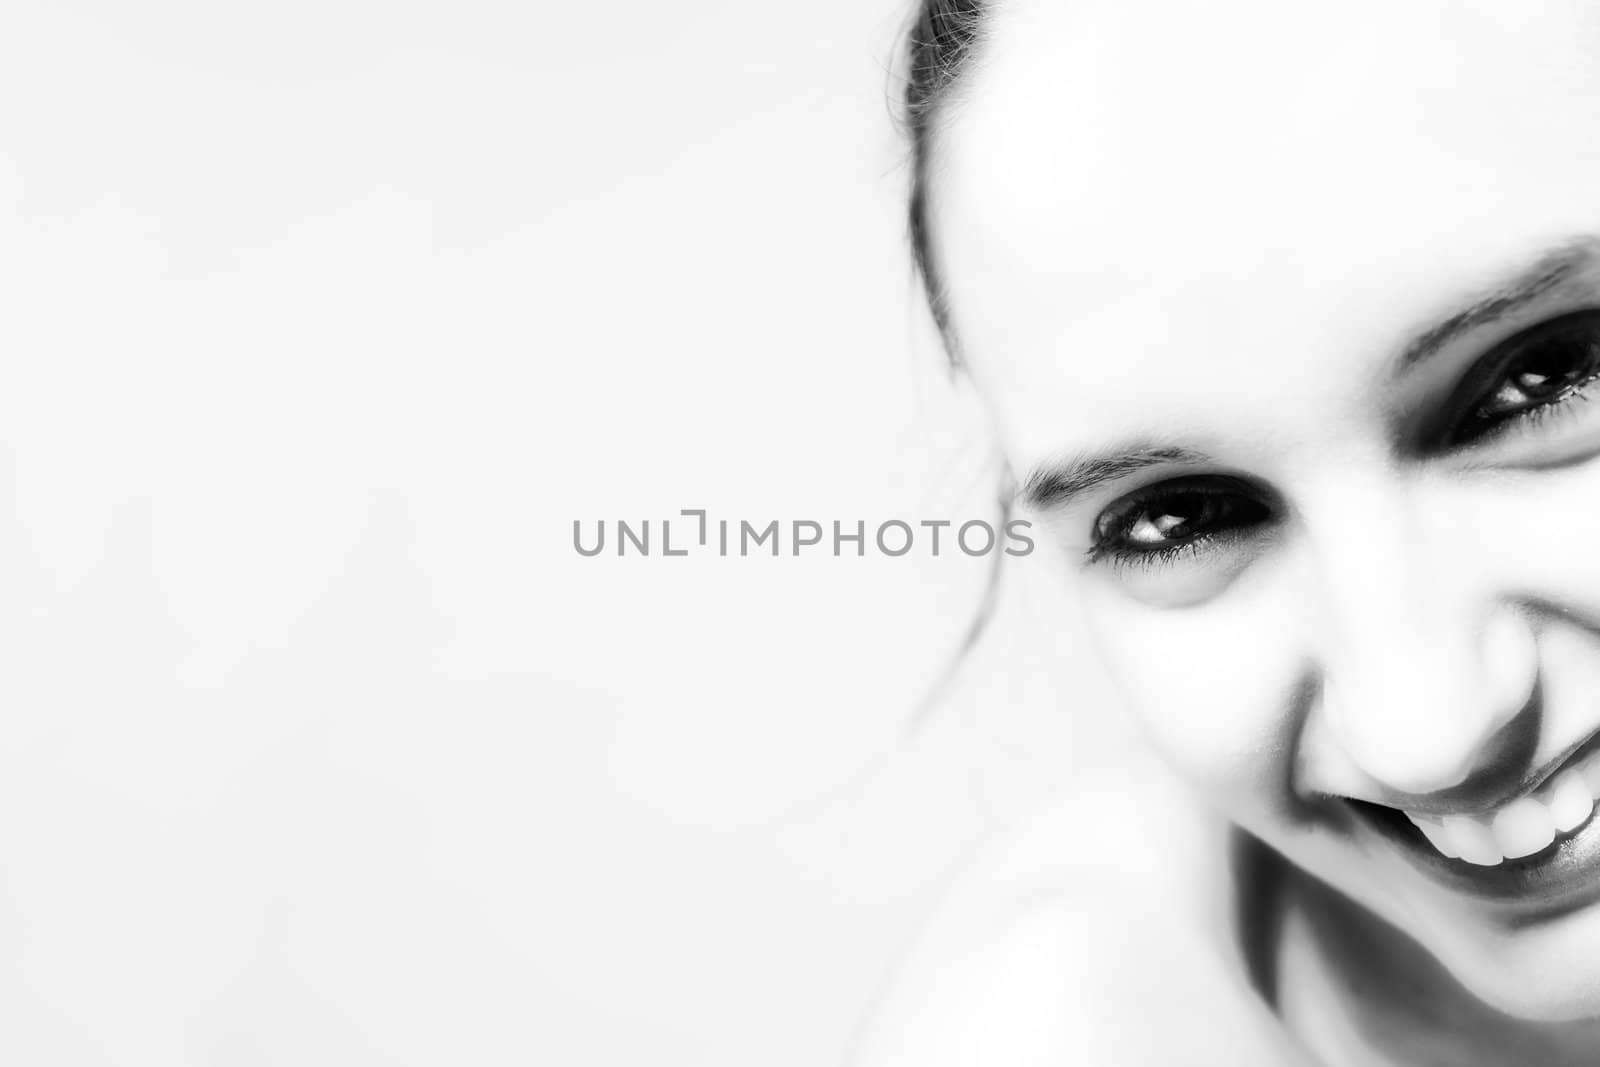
[906, 3, 997, 369]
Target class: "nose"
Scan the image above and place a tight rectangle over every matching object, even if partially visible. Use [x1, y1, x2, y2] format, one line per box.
[1319, 610, 1538, 795]
[1302, 479, 1539, 797]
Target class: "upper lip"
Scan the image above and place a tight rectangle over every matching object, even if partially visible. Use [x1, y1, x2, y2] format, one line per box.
[1371, 727, 1600, 820]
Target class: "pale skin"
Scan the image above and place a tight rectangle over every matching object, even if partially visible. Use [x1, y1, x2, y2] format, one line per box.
[862, 1, 1600, 1063]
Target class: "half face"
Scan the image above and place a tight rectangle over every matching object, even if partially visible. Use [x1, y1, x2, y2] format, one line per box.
[932, 0, 1600, 1020]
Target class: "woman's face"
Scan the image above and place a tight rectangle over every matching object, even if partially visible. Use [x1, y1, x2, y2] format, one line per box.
[934, 0, 1600, 1019]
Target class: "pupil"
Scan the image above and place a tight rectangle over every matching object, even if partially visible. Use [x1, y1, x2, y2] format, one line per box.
[1512, 335, 1591, 399]
[1144, 494, 1215, 541]
[1153, 511, 1190, 536]
[1095, 475, 1277, 556]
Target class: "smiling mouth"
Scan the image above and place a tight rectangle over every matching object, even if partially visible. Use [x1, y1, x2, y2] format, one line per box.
[1403, 751, 1600, 866]
[1353, 734, 1600, 910]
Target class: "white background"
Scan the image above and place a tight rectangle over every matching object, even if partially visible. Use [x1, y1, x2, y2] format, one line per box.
[0, 2, 1117, 1064]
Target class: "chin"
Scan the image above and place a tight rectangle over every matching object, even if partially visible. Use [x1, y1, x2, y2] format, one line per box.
[1462, 965, 1600, 1024]
[1428, 901, 1600, 1023]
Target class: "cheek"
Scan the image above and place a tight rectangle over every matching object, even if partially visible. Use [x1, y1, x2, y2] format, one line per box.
[1078, 572, 1310, 818]
[1457, 465, 1600, 603]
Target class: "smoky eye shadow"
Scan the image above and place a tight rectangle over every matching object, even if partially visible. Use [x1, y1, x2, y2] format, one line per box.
[1408, 308, 1600, 453]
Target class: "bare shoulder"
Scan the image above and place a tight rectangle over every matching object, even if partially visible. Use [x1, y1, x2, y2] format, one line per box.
[854, 751, 1313, 1067]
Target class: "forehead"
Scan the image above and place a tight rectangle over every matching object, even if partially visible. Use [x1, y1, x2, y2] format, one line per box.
[934, 0, 1600, 461]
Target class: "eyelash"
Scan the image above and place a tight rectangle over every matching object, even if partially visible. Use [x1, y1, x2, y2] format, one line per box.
[1470, 383, 1597, 446]
[1449, 364, 1600, 450]
[1434, 308, 1600, 449]
[1086, 477, 1277, 569]
[1086, 532, 1211, 571]
[1087, 311, 1600, 570]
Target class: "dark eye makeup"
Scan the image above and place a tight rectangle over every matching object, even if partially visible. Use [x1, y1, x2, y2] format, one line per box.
[1088, 308, 1600, 571]
[1429, 307, 1600, 449]
[1088, 474, 1278, 568]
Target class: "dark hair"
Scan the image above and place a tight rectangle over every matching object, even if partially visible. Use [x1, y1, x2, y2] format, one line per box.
[901, 2, 1008, 729]
[904, 0, 988, 364]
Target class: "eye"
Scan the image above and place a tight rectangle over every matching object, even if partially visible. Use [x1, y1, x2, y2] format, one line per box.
[1444, 310, 1600, 446]
[1090, 474, 1277, 565]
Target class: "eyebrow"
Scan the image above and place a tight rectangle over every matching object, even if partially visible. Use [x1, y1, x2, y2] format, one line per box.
[1021, 444, 1211, 509]
[1021, 237, 1600, 512]
[1396, 237, 1600, 372]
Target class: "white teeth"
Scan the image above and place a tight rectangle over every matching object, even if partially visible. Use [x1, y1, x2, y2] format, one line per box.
[1491, 797, 1556, 859]
[1400, 748, 1600, 865]
[1546, 769, 1594, 834]
[1443, 815, 1504, 866]
[1405, 812, 1460, 858]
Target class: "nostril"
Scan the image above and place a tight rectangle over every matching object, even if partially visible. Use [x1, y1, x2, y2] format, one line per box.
[1410, 704, 1542, 799]
[1320, 618, 1543, 796]
[1355, 711, 1549, 822]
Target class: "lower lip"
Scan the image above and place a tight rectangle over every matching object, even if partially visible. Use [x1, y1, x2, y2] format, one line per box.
[1356, 788, 1600, 920]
